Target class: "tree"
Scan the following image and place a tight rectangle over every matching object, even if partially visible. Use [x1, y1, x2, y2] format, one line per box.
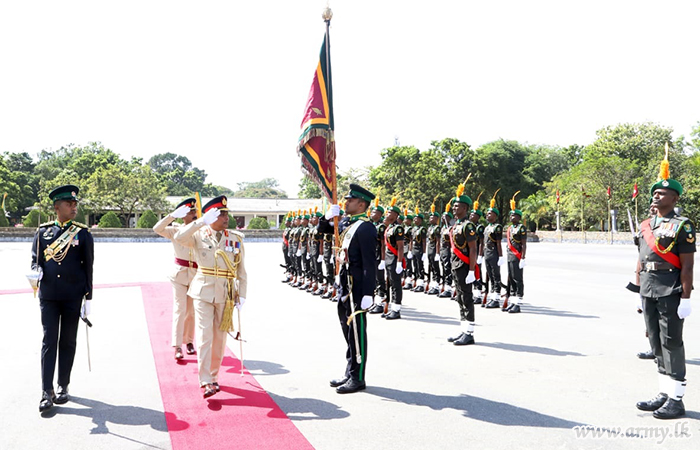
[98, 211, 123, 228]
[23, 209, 49, 228]
[248, 217, 270, 229]
[148, 152, 208, 195]
[137, 210, 158, 228]
[0, 213, 9, 227]
[298, 175, 323, 199]
[233, 178, 287, 198]
[520, 191, 552, 231]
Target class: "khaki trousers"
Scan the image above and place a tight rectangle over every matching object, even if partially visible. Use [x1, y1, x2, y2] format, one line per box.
[194, 299, 227, 385]
[171, 282, 195, 347]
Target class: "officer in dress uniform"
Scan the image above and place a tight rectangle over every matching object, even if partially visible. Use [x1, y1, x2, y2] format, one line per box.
[153, 198, 198, 360]
[32, 185, 94, 413]
[447, 184, 478, 346]
[469, 195, 486, 303]
[483, 191, 506, 308]
[439, 205, 455, 298]
[174, 196, 248, 398]
[504, 192, 527, 313]
[410, 208, 428, 292]
[426, 202, 442, 295]
[370, 200, 387, 304]
[281, 214, 293, 282]
[635, 153, 695, 419]
[381, 196, 405, 319]
[319, 184, 377, 394]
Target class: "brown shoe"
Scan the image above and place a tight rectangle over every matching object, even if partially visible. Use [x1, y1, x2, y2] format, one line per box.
[186, 343, 196, 355]
[174, 347, 184, 360]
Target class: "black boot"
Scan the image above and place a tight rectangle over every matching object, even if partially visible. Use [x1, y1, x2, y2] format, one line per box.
[637, 350, 655, 360]
[636, 393, 668, 411]
[453, 333, 475, 346]
[508, 304, 521, 314]
[368, 304, 384, 314]
[447, 332, 465, 343]
[39, 391, 54, 413]
[485, 299, 500, 309]
[336, 378, 366, 394]
[385, 310, 401, 320]
[653, 398, 685, 419]
[54, 386, 69, 405]
[330, 376, 349, 388]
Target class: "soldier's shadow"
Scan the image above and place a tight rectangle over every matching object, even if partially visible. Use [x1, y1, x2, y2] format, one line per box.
[41, 396, 187, 435]
[523, 304, 599, 319]
[477, 341, 585, 357]
[398, 306, 459, 326]
[231, 359, 290, 376]
[366, 386, 584, 429]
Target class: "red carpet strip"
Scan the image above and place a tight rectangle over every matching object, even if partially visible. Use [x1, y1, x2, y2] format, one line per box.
[140, 282, 314, 450]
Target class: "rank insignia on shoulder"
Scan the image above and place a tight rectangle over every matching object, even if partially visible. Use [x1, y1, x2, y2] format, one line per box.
[684, 223, 692, 233]
[688, 236, 695, 243]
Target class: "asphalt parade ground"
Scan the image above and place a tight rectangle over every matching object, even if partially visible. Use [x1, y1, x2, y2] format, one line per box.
[1, 241, 699, 450]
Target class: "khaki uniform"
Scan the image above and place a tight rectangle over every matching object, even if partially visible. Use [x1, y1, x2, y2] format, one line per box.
[174, 221, 248, 386]
[153, 216, 196, 348]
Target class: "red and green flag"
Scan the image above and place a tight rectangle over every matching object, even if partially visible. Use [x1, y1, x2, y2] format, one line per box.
[297, 31, 335, 201]
[632, 182, 638, 199]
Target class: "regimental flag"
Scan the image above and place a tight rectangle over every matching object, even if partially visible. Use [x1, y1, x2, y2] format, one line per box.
[296, 32, 335, 201]
[555, 190, 560, 204]
[606, 186, 611, 199]
[632, 182, 638, 199]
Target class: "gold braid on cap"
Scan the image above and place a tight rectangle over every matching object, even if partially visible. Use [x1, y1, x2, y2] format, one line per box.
[510, 191, 521, 211]
[659, 142, 670, 180]
[473, 191, 483, 210]
[490, 188, 501, 209]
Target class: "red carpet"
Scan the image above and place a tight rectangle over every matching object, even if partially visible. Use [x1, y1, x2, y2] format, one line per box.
[140, 282, 314, 450]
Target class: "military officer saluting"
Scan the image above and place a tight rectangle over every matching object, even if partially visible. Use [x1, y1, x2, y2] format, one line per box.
[153, 197, 198, 360]
[32, 185, 94, 413]
[635, 150, 695, 419]
[504, 192, 527, 313]
[174, 196, 248, 398]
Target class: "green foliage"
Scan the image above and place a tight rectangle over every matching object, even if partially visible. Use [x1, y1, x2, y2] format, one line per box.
[248, 217, 270, 229]
[98, 211, 123, 228]
[148, 152, 214, 195]
[234, 178, 287, 198]
[0, 213, 9, 227]
[298, 175, 323, 199]
[23, 209, 49, 228]
[137, 210, 158, 228]
[520, 191, 552, 230]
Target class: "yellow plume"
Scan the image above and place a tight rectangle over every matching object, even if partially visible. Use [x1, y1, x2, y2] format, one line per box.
[473, 191, 483, 210]
[490, 188, 501, 209]
[456, 173, 472, 197]
[374, 194, 380, 208]
[297, 209, 301, 217]
[414, 205, 420, 215]
[510, 190, 521, 211]
[314, 206, 318, 214]
[444, 202, 451, 214]
[390, 195, 398, 207]
[659, 142, 670, 180]
[430, 194, 439, 213]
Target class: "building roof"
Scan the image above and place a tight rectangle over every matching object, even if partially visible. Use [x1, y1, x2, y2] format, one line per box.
[165, 196, 323, 214]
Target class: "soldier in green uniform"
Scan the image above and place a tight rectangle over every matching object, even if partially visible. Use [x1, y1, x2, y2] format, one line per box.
[426, 201, 442, 295]
[32, 185, 94, 413]
[289, 212, 301, 287]
[310, 208, 324, 295]
[469, 194, 486, 303]
[635, 154, 695, 420]
[410, 208, 428, 292]
[281, 213, 293, 283]
[298, 211, 311, 290]
[402, 211, 414, 290]
[381, 196, 405, 319]
[504, 192, 527, 313]
[447, 184, 478, 346]
[439, 204, 455, 298]
[370, 199, 387, 306]
[483, 191, 506, 308]
[321, 218, 336, 300]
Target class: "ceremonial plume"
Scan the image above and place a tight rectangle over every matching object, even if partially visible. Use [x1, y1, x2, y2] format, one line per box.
[510, 191, 520, 211]
[473, 191, 483, 210]
[490, 188, 501, 209]
[431, 194, 439, 213]
[456, 173, 472, 197]
[659, 142, 670, 181]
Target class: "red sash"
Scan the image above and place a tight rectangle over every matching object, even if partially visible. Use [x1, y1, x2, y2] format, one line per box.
[385, 234, 407, 269]
[282, 234, 289, 246]
[640, 219, 681, 269]
[174, 257, 198, 269]
[449, 225, 480, 279]
[506, 226, 523, 260]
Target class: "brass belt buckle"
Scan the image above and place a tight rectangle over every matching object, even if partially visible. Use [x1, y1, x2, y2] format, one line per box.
[645, 262, 656, 271]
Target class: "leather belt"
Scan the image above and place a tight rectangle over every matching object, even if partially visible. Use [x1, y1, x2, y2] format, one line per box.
[174, 257, 198, 268]
[642, 261, 678, 272]
[199, 266, 234, 278]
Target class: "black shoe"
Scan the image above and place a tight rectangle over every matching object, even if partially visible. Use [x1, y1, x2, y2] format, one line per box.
[485, 300, 500, 309]
[636, 393, 668, 411]
[447, 332, 465, 343]
[653, 398, 685, 419]
[313, 288, 324, 296]
[368, 304, 384, 314]
[336, 378, 366, 394]
[186, 343, 196, 355]
[330, 376, 349, 388]
[39, 391, 55, 413]
[453, 333, 475, 346]
[385, 310, 401, 320]
[428, 287, 440, 295]
[438, 290, 451, 298]
[473, 297, 482, 304]
[508, 304, 521, 314]
[637, 350, 655, 360]
[53, 386, 69, 405]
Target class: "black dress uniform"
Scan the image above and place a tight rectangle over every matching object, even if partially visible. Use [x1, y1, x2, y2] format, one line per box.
[385, 221, 405, 317]
[309, 219, 323, 294]
[449, 214, 477, 345]
[31, 185, 93, 412]
[505, 222, 527, 311]
[473, 221, 485, 297]
[439, 213, 454, 297]
[410, 220, 427, 290]
[282, 220, 292, 281]
[374, 219, 387, 300]
[322, 230, 336, 298]
[403, 218, 413, 287]
[426, 221, 442, 294]
[289, 221, 301, 286]
[483, 221, 503, 307]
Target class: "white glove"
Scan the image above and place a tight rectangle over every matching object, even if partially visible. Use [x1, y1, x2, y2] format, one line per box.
[407, 252, 413, 260]
[434, 254, 440, 262]
[396, 264, 403, 274]
[678, 298, 692, 319]
[306, 253, 310, 260]
[236, 297, 246, 310]
[465, 272, 476, 284]
[170, 204, 191, 219]
[360, 295, 373, 309]
[498, 256, 505, 266]
[317, 255, 323, 263]
[331, 255, 335, 264]
[325, 204, 340, 220]
[422, 253, 428, 262]
[378, 261, 386, 270]
[477, 255, 484, 265]
[81, 300, 91, 319]
[202, 207, 220, 225]
[637, 294, 643, 313]
[296, 249, 302, 257]
[519, 259, 526, 269]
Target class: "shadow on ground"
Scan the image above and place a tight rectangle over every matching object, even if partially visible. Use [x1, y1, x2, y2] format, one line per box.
[477, 341, 585, 357]
[524, 304, 600, 319]
[399, 306, 460, 326]
[366, 386, 584, 429]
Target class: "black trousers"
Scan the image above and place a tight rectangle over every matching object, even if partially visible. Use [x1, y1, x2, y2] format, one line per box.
[452, 265, 474, 322]
[282, 245, 290, 270]
[643, 294, 686, 381]
[386, 260, 403, 304]
[440, 252, 452, 286]
[411, 251, 425, 281]
[506, 259, 524, 297]
[484, 255, 501, 294]
[337, 293, 367, 382]
[427, 250, 441, 284]
[375, 259, 386, 298]
[403, 253, 412, 279]
[324, 247, 335, 285]
[473, 262, 483, 291]
[309, 252, 320, 282]
[40, 298, 82, 392]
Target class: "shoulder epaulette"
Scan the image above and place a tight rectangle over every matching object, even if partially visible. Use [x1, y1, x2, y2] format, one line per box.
[230, 230, 245, 240]
[39, 221, 54, 228]
[73, 222, 89, 229]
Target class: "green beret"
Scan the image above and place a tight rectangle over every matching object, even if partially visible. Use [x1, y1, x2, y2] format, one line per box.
[314, 211, 323, 218]
[650, 179, 683, 196]
[405, 214, 414, 220]
[415, 213, 425, 220]
[430, 212, 441, 217]
[387, 205, 401, 215]
[442, 211, 454, 219]
[303, 214, 310, 220]
[509, 209, 523, 217]
[471, 209, 484, 217]
[372, 205, 385, 214]
[487, 207, 500, 216]
[453, 195, 473, 206]
[399, 214, 405, 221]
